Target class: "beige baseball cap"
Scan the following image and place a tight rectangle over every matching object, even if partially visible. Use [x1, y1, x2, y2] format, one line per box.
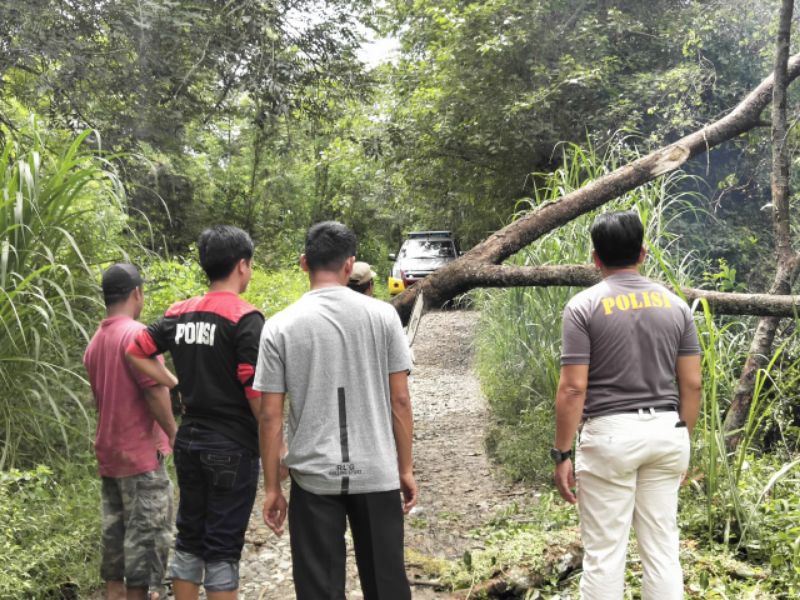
[349, 261, 376, 285]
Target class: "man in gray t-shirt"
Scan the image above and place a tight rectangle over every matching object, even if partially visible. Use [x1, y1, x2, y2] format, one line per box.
[561, 272, 701, 418]
[254, 221, 416, 600]
[553, 211, 702, 600]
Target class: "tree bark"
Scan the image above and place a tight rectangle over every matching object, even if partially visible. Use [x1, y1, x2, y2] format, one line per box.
[724, 0, 799, 448]
[438, 263, 800, 317]
[392, 50, 800, 324]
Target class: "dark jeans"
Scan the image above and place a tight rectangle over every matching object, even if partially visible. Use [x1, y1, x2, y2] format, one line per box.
[173, 424, 259, 562]
[289, 478, 411, 600]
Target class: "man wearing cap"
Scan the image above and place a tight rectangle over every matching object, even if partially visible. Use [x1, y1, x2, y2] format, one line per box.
[552, 211, 702, 599]
[84, 264, 177, 600]
[348, 261, 377, 296]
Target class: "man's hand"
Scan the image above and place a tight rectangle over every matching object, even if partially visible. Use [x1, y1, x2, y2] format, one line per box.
[263, 490, 288, 536]
[400, 472, 417, 514]
[142, 384, 178, 450]
[554, 459, 577, 504]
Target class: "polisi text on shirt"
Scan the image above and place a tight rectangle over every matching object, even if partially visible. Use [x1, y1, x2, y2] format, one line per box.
[175, 322, 216, 346]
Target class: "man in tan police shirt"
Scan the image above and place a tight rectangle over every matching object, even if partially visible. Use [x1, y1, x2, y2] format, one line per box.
[553, 211, 702, 599]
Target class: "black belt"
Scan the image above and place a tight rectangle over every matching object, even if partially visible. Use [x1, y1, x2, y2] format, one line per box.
[615, 406, 676, 414]
[585, 406, 677, 420]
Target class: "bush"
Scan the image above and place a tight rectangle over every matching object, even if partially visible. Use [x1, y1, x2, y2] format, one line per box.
[0, 462, 101, 598]
[141, 254, 309, 323]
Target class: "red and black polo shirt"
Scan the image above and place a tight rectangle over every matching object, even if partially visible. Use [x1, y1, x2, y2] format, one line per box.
[128, 291, 264, 452]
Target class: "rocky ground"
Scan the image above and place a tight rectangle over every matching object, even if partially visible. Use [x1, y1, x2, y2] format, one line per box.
[154, 309, 535, 599]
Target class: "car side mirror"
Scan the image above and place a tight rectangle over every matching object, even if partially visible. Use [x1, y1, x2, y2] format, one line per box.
[388, 253, 397, 260]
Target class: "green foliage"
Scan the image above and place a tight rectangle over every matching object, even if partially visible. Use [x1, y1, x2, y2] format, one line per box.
[140, 255, 208, 323]
[0, 122, 131, 468]
[243, 267, 310, 318]
[410, 492, 779, 598]
[141, 254, 309, 323]
[702, 259, 746, 293]
[0, 462, 100, 598]
[684, 298, 800, 572]
[1, 0, 374, 255]
[382, 0, 776, 246]
[679, 454, 800, 596]
[1, 0, 369, 152]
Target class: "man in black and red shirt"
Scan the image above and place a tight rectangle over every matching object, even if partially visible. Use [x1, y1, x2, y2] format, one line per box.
[127, 225, 263, 599]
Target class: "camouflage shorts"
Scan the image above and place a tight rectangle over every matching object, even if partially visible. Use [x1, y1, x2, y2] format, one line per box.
[101, 463, 174, 594]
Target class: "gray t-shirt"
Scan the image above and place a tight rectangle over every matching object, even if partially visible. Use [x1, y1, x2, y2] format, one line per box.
[560, 272, 701, 418]
[253, 286, 412, 495]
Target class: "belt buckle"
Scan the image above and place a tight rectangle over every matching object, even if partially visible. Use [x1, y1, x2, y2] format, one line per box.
[638, 407, 657, 419]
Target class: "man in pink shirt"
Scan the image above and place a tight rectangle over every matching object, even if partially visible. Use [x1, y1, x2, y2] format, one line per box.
[84, 264, 178, 600]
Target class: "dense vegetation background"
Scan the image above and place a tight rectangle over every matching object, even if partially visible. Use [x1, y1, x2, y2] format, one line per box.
[1, 0, 799, 596]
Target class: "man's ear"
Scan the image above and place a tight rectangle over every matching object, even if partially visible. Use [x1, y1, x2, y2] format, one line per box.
[637, 246, 647, 265]
[299, 254, 310, 273]
[591, 250, 603, 269]
[343, 256, 355, 278]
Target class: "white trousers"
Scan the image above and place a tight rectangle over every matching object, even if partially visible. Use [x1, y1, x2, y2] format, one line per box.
[575, 410, 690, 600]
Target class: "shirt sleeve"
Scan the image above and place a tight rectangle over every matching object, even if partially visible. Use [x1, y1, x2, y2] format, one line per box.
[387, 308, 413, 374]
[131, 355, 165, 389]
[253, 319, 287, 394]
[123, 326, 165, 388]
[234, 311, 265, 401]
[678, 306, 702, 356]
[127, 317, 172, 358]
[560, 302, 591, 365]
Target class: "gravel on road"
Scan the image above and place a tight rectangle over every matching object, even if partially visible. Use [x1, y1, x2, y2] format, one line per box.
[168, 309, 533, 599]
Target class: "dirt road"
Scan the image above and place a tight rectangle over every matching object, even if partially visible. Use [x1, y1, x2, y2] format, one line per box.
[228, 310, 529, 598]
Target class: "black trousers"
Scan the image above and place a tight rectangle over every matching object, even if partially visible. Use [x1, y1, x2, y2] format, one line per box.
[289, 478, 411, 600]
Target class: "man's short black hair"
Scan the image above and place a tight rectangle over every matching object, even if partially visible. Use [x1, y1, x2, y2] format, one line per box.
[347, 280, 373, 294]
[590, 211, 644, 268]
[198, 225, 254, 281]
[304, 221, 357, 272]
[103, 288, 137, 308]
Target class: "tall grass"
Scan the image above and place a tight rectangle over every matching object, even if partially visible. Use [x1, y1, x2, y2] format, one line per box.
[0, 123, 129, 467]
[687, 298, 800, 553]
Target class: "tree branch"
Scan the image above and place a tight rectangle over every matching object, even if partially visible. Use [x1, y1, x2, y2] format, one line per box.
[457, 263, 800, 318]
[392, 50, 800, 322]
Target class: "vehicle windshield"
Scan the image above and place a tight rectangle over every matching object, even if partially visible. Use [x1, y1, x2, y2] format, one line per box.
[399, 239, 455, 259]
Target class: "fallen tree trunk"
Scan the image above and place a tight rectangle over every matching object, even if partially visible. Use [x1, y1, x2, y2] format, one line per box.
[392, 51, 800, 323]
[445, 263, 800, 317]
